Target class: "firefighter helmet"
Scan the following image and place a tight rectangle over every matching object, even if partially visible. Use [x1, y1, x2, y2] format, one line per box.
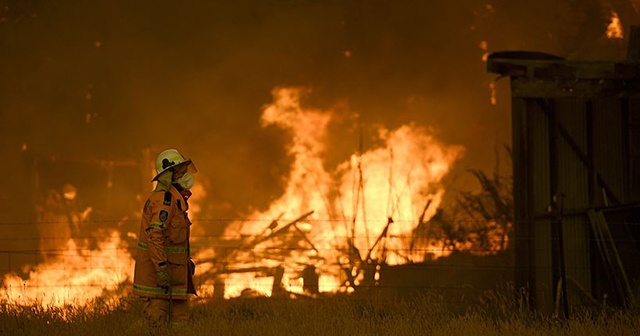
[152, 149, 196, 181]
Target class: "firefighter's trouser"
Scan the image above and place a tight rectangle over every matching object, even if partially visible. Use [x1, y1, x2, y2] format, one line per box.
[142, 297, 189, 328]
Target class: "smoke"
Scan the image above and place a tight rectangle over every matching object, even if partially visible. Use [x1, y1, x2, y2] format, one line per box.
[0, 0, 638, 226]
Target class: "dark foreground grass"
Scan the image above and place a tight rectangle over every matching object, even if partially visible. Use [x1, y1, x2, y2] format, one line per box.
[1, 294, 640, 336]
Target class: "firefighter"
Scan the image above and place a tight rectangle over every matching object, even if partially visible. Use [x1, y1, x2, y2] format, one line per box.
[133, 148, 198, 329]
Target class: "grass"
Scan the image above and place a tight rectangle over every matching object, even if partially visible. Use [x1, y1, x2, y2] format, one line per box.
[1, 293, 640, 336]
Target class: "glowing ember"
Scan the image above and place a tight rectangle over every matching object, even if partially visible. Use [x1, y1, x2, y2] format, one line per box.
[489, 81, 497, 105]
[480, 40, 489, 62]
[197, 87, 465, 298]
[482, 40, 497, 106]
[0, 232, 133, 307]
[606, 10, 623, 39]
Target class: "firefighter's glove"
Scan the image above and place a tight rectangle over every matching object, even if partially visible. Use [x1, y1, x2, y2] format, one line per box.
[156, 267, 172, 293]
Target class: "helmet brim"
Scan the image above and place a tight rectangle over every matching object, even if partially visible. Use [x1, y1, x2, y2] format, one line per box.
[152, 160, 197, 182]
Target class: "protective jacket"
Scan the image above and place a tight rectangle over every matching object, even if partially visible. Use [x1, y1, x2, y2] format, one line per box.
[133, 184, 196, 299]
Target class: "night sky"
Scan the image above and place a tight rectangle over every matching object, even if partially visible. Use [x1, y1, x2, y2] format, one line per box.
[0, 0, 636, 226]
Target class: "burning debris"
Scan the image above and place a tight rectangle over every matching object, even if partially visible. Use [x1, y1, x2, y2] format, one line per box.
[194, 87, 471, 298]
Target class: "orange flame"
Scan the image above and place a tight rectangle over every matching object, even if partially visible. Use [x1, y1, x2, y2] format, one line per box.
[489, 81, 497, 105]
[606, 10, 623, 39]
[198, 87, 465, 298]
[0, 150, 209, 308]
[480, 40, 489, 62]
[3, 86, 478, 305]
[0, 232, 133, 307]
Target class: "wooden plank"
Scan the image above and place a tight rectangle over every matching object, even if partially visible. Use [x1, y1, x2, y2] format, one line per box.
[587, 209, 635, 308]
[627, 25, 640, 61]
[510, 78, 640, 99]
[488, 54, 640, 80]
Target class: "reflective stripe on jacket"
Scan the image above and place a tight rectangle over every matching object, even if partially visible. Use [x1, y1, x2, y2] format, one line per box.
[133, 185, 196, 299]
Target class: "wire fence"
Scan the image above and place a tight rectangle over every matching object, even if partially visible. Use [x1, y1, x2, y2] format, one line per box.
[0, 215, 635, 310]
[2, 217, 639, 226]
[0, 219, 516, 290]
[0, 216, 637, 290]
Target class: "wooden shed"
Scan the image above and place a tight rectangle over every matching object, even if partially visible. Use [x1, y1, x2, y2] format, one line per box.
[487, 28, 640, 314]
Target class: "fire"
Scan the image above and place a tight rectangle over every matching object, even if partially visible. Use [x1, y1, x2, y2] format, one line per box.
[2, 86, 472, 305]
[0, 147, 207, 308]
[480, 40, 489, 62]
[489, 81, 497, 105]
[0, 232, 133, 307]
[337, 125, 462, 265]
[606, 10, 623, 39]
[481, 41, 497, 105]
[198, 87, 465, 298]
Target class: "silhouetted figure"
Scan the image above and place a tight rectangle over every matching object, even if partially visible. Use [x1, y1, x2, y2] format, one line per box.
[36, 184, 93, 261]
[37, 189, 71, 261]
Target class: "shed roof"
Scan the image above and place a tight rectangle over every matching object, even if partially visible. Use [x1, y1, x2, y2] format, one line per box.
[488, 51, 640, 80]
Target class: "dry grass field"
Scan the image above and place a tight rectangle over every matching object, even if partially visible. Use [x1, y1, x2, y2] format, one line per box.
[2, 293, 640, 336]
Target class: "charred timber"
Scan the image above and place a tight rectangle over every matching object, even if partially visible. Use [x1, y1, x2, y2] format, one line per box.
[245, 210, 315, 249]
